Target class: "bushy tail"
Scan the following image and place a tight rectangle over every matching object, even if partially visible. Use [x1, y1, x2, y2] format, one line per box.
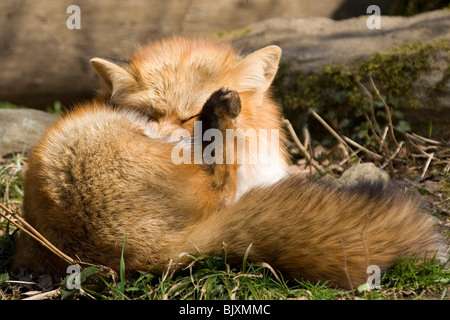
[182, 177, 448, 289]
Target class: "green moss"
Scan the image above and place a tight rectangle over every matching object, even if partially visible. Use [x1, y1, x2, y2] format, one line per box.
[210, 27, 252, 41]
[360, 40, 450, 106]
[431, 64, 450, 94]
[390, 0, 450, 16]
[273, 39, 450, 144]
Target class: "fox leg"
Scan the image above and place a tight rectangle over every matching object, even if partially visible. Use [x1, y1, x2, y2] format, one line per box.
[198, 87, 241, 195]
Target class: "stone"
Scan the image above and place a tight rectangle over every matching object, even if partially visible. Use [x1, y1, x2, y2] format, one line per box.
[1, 3, 448, 139]
[334, 163, 390, 187]
[0, 109, 57, 158]
[0, 0, 356, 108]
[231, 10, 450, 140]
[233, 10, 450, 71]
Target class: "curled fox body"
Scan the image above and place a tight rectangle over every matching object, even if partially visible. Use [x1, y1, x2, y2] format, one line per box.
[13, 37, 447, 289]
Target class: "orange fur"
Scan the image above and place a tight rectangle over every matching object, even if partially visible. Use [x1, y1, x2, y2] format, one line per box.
[182, 178, 447, 288]
[90, 37, 290, 198]
[12, 37, 447, 289]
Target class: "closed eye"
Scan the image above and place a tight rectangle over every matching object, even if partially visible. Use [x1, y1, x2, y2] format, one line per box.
[181, 113, 200, 124]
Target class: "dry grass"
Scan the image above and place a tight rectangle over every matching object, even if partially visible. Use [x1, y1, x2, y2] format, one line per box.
[0, 80, 449, 299]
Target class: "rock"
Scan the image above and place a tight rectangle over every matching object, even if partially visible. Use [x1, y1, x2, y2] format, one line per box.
[0, 0, 359, 109]
[233, 10, 450, 71]
[0, 109, 57, 158]
[0, 0, 429, 110]
[334, 163, 390, 187]
[327, 144, 349, 163]
[232, 10, 450, 140]
[1, 2, 448, 139]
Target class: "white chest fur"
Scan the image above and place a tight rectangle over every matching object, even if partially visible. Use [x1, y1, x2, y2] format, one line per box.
[235, 154, 287, 200]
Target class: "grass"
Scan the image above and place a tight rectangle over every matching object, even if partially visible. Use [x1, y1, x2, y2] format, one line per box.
[50, 250, 449, 300]
[0, 100, 62, 116]
[58, 251, 348, 300]
[0, 110, 448, 300]
[0, 152, 25, 275]
[0, 166, 448, 301]
[380, 255, 449, 300]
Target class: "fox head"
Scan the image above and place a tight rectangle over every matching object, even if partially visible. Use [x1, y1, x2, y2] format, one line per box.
[90, 37, 282, 138]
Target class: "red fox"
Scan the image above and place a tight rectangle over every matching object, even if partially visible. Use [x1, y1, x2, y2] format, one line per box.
[12, 37, 447, 289]
[89, 37, 289, 199]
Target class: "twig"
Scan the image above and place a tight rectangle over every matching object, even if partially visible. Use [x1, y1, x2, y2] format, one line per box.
[0, 201, 114, 279]
[380, 141, 405, 170]
[339, 150, 361, 166]
[22, 288, 61, 300]
[379, 126, 389, 152]
[339, 239, 354, 293]
[358, 80, 396, 173]
[342, 136, 384, 161]
[364, 113, 382, 147]
[393, 127, 425, 146]
[368, 74, 400, 149]
[357, 81, 383, 140]
[302, 124, 310, 150]
[411, 133, 441, 146]
[378, 126, 397, 175]
[308, 109, 351, 152]
[359, 81, 384, 150]
[282, 118, 327, 175]
[0, 202, 75, 265]
[360, 212, 371, 272]
[394, 127, 430, 157]
[421, 152, 434, 178]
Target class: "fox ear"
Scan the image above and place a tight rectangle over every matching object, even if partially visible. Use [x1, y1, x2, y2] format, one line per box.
[90, 57, 137, 96]
[234, 45, 282, 104]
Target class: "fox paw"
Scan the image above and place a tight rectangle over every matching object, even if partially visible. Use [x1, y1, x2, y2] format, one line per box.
[203, 87, 241, 120]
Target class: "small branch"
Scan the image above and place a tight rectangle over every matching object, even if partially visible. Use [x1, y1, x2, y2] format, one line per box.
[364, 112, 381, 146]
[302, 124, 310, 150]
[395, 122, 439, 179]
[358, 81, 383, 139]
[394, 127, 430, 157]
[308, 109, 351, 152]
[411, 133, 441, 146]
[390, 140, 405, 159]
[368, 75, 400, 149]
[393, 127, 424, 146]
[339, 150, 361, 167]
[340, 239, 354, 293]
[360, 212, 371, 271]
[282, 118, 327, 175]
[342, 136, 384, 161]
[0, 202, 75, 265]
[358, 79, 399, 174]
[380, 141, 404, 170]
[22, 288, 61, 300]
[0, 202, 114, 279]
[379, 126, 389, 153]
[421, 152, 434, 178]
